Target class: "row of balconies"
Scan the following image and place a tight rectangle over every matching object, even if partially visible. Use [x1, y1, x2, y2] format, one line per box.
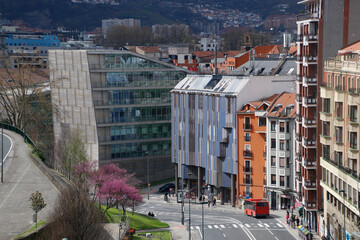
[297, 12, 320, 21]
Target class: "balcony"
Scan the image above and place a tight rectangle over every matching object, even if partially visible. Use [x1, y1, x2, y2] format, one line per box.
[303, 137, 316, 148]
[302, 158, 317, 169]
[296, 75, 302, 82]
[303, 76, 317, 86]
[296, 152, 302, 161]
[297, 12, 319, 21]
[302, 118, 316, 127]
[296, 171, 302, 180]
[303, 56, 317, 64]
[335, 85, 345, 91]
[243, 167, 252, 173]
[303, 180, 317, 190]
[296, 191, 303, 201]
[243, 123, 252, 131]
[243, 150, 252, 158]
[348, 88, 360, 95]
[297, 56, 303, 62]
[304, 33, 318, 41]
[297, 34, 303, 41]
[302, 97, 317, 107]
[296, 133, 302, 142]
[296, 114, 302, 122]
[303, 199, 317, 210]
[321, 157, 360, 181]
[296, 94, 302, 103]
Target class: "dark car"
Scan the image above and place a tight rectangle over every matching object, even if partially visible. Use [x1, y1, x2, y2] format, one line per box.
[158, 183, 175, 193]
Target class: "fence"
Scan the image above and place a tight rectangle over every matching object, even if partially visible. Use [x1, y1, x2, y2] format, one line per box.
[0, 122, 34, 147]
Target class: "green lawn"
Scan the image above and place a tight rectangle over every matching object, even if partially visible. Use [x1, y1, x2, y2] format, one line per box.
[13, 220, 47, 239]
[133, 231, 171, 240]
[102, 206, 169, 230]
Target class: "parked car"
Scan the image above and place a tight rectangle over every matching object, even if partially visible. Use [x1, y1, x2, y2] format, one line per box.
[158, 183, 175, 193]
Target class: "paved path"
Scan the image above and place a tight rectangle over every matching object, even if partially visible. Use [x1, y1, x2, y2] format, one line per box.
[0, 130, 59, 240]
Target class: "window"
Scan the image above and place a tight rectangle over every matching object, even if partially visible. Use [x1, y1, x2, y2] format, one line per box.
[280, 122, 285, 132]
[350, 132, 357, 149]
[349, 105, 358, 123]
[271, 139, 276, 149]
[280, 176, 285, 186]
[323, 98, 330, 113]
[334, 151, 343, 165]
[271, 174, 276, 185]
[245, 133, 250, 142]
[259, 117, 266, 126]
[323, 121, 330, 137]
[244, 117, 251, 130]
[287, 176, 290, 187]
[335, 102, 343, 118]
[286, 158, 290, 168]
[286, 140, 290, 150]
[279, 157, 285, 168]
[271, 121, 276, 131]
[286, 122, 290, 133]
[335, 127, 343, 143]
[271, 156, 276, 166]
[323, 145, 330, 160]
[245, 175, 251, 184]
[280, 140, 285, 150]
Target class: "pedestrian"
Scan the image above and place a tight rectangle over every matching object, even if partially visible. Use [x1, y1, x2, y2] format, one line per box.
[286, 212, 289, 225]
[296, 216, 299, 227]
[213, 198, 217, 206]
[208, 199, 211, 208]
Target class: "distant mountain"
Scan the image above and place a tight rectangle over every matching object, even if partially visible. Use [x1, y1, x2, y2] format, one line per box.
[0, 0, 301, 31]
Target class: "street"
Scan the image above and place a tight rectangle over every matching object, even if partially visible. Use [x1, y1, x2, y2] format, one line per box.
[136, 194, 297, 240]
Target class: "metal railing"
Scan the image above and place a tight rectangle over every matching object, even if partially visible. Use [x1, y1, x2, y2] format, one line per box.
[243, 150, 252, 158]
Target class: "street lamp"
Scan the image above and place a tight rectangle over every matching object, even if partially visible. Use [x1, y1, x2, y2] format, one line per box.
[146, 152, 150, 200]
[181, 164, 185, 225]
[339, 190, 346, 240]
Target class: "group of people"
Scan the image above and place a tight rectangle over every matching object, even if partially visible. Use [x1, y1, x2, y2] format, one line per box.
[286, 211, 301, 227]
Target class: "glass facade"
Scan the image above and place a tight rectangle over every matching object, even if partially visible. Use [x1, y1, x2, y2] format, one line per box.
[109, 89, 171, 105]
[110, 106, 171, 123]
[106, 72, 185, 87]
[105, 54, 168, 69]
[110, 123, 171, 141]
[111, 140, 171, 158]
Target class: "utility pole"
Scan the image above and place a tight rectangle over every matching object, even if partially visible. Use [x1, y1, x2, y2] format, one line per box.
[1, 121, 3, 183]
[147, 154, 150, 200]
[181, 165, 185, 225]
[189, 196, 191, 240]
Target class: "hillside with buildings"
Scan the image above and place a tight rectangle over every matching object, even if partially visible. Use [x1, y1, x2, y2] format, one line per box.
[0, 0, 300, 31]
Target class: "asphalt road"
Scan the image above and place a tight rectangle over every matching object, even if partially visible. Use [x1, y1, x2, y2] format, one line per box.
[137, 195, 296, 240]
[0, 132, 11, 161]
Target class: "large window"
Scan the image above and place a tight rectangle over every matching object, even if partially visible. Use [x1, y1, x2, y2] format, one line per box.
[335, 126, 343, 143]
[335, 102, 343, 118]
[280, 176, 285, 186]
[245, 133, 251, 142]
[110, 123, 171, 141]
[271, 121, 276, 131]
[259, 117, 266, 126]
[279, 157, 285, 168]
[271, 174, 276, 185]
[349, 105, 358, 123]
[105, 54, 167, 69]
[271, 139, 276, 149]
[280, 140, 285, 150]
[350, 132, 358, 149]
[108, 89, 171, 105]
[111, 140, 171, 159]
[323, 98, 330, 113]
[271, 156, 276, 166]
[280, 122, 285, 132]
[323, 121, 330, 137]
[110, 106, 171, 123]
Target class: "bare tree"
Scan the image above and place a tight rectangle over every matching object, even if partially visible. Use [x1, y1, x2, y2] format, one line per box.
[41, 185, 109, 240]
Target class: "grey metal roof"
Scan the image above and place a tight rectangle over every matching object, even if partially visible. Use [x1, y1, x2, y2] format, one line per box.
[229, 58, 296, 76]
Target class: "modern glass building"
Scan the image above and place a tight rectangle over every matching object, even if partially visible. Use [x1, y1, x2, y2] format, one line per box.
[49, 50, 190, 182]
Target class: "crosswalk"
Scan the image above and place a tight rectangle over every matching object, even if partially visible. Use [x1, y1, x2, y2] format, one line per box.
[189, 222, 285, 230]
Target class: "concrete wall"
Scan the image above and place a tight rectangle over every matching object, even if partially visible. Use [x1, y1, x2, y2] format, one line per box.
[49, 50, 99, 165]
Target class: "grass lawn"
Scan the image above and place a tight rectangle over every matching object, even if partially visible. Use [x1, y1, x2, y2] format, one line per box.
[102, 206, 169, 230]
[133, 231, 171, 240]
[13, 220, 47, 239]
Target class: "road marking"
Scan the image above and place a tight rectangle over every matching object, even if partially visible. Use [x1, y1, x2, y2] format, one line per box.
[220, 225, 225, 228]
[232, 224, 238, 228]
[208, 225, 213, 229]
[277, 223, 284, 228]
[264, 223, 270, 227]
[223, 233, 226, 238]
[245, 224, 251, 228]
[0, 134, 13, 166]
[190, 226, 194, 230]
[196, 226, 200, 230]
[258, 224, 263, 227]
[214, 225, 219, 229]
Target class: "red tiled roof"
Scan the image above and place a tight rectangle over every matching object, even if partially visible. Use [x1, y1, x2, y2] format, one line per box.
[193, 51, 225, 59]
[341, 40, 360, 52]
[266, 92, 296, 118]
[224, 50, 243, 57]
[137, 46, 161, 53]
[254, 45, 278, 58]
[238, 94, 279, 113]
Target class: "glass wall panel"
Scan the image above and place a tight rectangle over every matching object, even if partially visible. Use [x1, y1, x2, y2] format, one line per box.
[108, 89, 171, 105]
[110, 106, 171, 123]
[110, 123, 171, 141]
[105, 54, 169, 69]
[111, 140, 171, 158]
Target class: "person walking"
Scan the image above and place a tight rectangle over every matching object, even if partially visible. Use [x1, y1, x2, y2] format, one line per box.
[286, 212, 289, 225]
[208, 199, 211, 208]
[296, 216, 299, 227]
[213, 198, 217, 206]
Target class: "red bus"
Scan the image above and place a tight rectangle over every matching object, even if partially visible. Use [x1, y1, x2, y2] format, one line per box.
[244, 199, 269, 218]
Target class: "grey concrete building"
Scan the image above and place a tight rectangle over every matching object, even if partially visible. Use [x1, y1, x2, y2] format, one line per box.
[49, 49, 190, 182]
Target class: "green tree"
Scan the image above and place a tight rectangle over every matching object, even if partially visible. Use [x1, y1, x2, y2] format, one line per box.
[29, 191, 47, 228]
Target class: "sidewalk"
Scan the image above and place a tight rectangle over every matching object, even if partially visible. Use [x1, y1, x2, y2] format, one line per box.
[144, 192, 322, 240]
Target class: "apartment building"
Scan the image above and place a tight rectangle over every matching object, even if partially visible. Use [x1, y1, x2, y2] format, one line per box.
[172, 74, 295, 206]
[265, 93, 296, 210]
[237, 95, 278, 200]
[49, 49, 190, 182]
[320, 43, 360, 240]
[296, 0, 360, 233]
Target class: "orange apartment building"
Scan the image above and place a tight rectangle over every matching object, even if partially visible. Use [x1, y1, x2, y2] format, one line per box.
[237, 95, 278, 200]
